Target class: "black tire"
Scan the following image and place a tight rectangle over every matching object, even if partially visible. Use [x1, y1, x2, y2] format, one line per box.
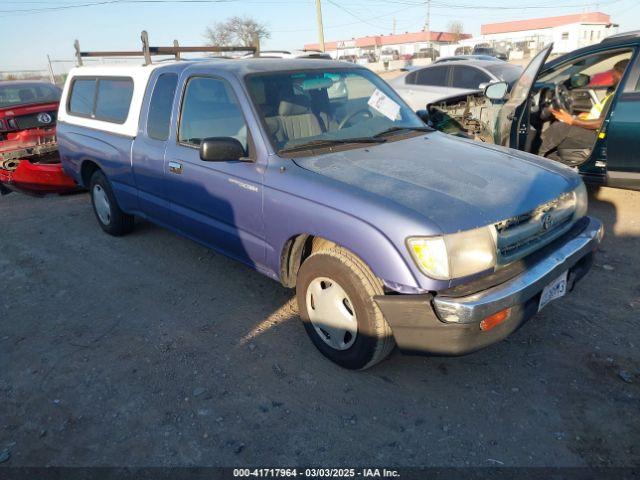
[89, 170, 134, 236]
[296, 245, 395, 370]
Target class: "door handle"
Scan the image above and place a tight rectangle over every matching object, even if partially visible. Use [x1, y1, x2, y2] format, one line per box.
[168, 161, 183, 174]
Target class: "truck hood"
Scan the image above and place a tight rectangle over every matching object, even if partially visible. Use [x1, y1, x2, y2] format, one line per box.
[293, 132, 580, 233]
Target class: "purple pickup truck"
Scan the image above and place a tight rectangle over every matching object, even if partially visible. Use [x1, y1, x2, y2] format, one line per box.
[57, 59, 603, 369]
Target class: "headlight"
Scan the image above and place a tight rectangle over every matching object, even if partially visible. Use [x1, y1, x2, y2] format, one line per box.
[574, 181, 588, 219]
[407, 226, 497, 280]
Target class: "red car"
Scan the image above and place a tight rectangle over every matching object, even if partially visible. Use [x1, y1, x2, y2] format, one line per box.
[0, 80, 77, 195]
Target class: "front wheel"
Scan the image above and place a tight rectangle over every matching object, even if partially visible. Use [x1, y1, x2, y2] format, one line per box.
[296, 245, 395, 370]
[89, 170, 134, 236]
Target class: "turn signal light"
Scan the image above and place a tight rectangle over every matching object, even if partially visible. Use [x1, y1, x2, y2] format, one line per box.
[480, 308, 511, 331]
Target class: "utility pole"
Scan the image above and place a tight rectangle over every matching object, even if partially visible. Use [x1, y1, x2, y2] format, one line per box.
[393, 17, 397, 35]
[46, 54, 56, 84]
[424, 0, 431, 50]
[315, 0, 326, 52]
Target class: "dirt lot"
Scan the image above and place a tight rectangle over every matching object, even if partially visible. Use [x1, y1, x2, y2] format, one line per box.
[1, 186, 639, 467]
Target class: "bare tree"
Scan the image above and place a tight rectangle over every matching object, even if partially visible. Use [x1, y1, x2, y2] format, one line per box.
[447, 20, 464, 43]
[204, 16, 270, 47]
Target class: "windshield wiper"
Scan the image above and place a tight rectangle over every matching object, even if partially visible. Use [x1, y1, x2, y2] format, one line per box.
[372, 125, 434, 139]
[278, 137, 386, 154]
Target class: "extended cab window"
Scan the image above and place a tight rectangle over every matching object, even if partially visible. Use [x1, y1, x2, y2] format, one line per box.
[68, 77, 133, 124]
[178, 77, 248, 150]
[147, 73, 178, 141]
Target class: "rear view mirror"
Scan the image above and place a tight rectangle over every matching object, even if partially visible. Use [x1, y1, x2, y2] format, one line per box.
[199, 137, 246, 162]
[570, 73, 590, 88]
[484, 82, 508, 100]
[415, 109, 431, 125]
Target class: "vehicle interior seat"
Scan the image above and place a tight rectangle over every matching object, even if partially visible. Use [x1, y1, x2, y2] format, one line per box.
[308, 89, 337, 132]
[269, 95, 324, 147]
[555, 147, 592, 166]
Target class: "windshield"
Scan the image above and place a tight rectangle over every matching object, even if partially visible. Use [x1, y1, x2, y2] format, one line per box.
[0, 82, 61, 109]
[485, 64, 523, 85]
[245, 68, 426, 153]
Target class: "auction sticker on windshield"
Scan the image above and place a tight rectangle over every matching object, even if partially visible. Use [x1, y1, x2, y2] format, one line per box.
[538, 270, 568, 311]
[368, 89, 401, 121]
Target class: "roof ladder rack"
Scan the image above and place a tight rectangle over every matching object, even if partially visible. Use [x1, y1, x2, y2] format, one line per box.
[74, 30, 259, 66]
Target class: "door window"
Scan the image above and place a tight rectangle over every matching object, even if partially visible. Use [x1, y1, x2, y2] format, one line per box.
[178, 77, 248, 151]
[450, 66, 490, 89]
[415, 66, 449, 87]
[147, 73, 178, 141]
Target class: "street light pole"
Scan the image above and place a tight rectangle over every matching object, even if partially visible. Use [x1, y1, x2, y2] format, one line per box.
[315, 0, 326, 52]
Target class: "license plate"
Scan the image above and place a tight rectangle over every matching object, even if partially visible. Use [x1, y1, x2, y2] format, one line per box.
[538, 271, 568, 312]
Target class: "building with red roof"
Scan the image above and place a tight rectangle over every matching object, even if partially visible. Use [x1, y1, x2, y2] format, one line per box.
[304, 30, 471, 60]
[480, 12, 618, 54]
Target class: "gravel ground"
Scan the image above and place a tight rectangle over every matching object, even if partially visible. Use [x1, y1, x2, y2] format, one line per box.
[0, 186, 638, 467]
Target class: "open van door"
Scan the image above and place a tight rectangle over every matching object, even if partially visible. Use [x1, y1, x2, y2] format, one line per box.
[496, 44, 553, 149]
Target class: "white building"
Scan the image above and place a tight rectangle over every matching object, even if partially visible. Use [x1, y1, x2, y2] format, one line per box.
[480, 12, 619, 55]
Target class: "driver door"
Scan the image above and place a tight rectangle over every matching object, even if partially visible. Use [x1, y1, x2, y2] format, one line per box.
[603, 50, 640, 190]
[496, 44, 554, 149]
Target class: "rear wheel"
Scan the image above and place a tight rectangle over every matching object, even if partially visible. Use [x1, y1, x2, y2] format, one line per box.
[89, 170, 134, 236]
[296, 245, 395, 369]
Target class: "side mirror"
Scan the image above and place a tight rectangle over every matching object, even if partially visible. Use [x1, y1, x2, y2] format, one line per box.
[416, 109, 431, 125]
[199, 137, 246, 162]
[484, 81, 508, 100]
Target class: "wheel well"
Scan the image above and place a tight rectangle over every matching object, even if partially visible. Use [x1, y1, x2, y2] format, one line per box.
[80, 160, 100, 188]
[280, 235, 343, 288]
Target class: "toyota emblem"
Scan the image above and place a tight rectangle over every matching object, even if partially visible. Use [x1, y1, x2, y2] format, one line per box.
[37, 112, 52, 124]
[541, 213, 554, 231]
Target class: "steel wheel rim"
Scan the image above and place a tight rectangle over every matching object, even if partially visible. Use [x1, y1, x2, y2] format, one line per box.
[92, 184, 111, 225]
[306, 276, 358, 351]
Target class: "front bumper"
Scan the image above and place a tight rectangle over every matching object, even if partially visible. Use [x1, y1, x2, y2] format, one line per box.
[375, 215, 603, 356]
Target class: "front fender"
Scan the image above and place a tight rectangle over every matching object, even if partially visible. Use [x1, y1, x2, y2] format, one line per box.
[262, 159, 441, 293]
[265, 187, 422, 293]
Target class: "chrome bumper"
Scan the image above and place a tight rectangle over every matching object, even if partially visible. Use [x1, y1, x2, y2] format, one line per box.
[433, 216, 603, 324]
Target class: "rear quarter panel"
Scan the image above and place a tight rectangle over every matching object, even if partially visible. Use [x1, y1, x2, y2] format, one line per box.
[58, 122, 138, 213]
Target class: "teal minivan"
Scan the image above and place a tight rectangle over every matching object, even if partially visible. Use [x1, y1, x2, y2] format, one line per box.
[427, 31, 640, 191]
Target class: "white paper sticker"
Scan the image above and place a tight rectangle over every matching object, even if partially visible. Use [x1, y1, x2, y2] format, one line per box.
[367, 89, 401, 121]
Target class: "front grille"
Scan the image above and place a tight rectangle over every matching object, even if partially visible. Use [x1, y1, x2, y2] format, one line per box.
[12, 110, 57, 130]
[495, 192, 576, 265]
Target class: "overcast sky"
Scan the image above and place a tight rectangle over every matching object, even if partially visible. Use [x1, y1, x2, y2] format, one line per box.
[1, 0, 639, 73]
